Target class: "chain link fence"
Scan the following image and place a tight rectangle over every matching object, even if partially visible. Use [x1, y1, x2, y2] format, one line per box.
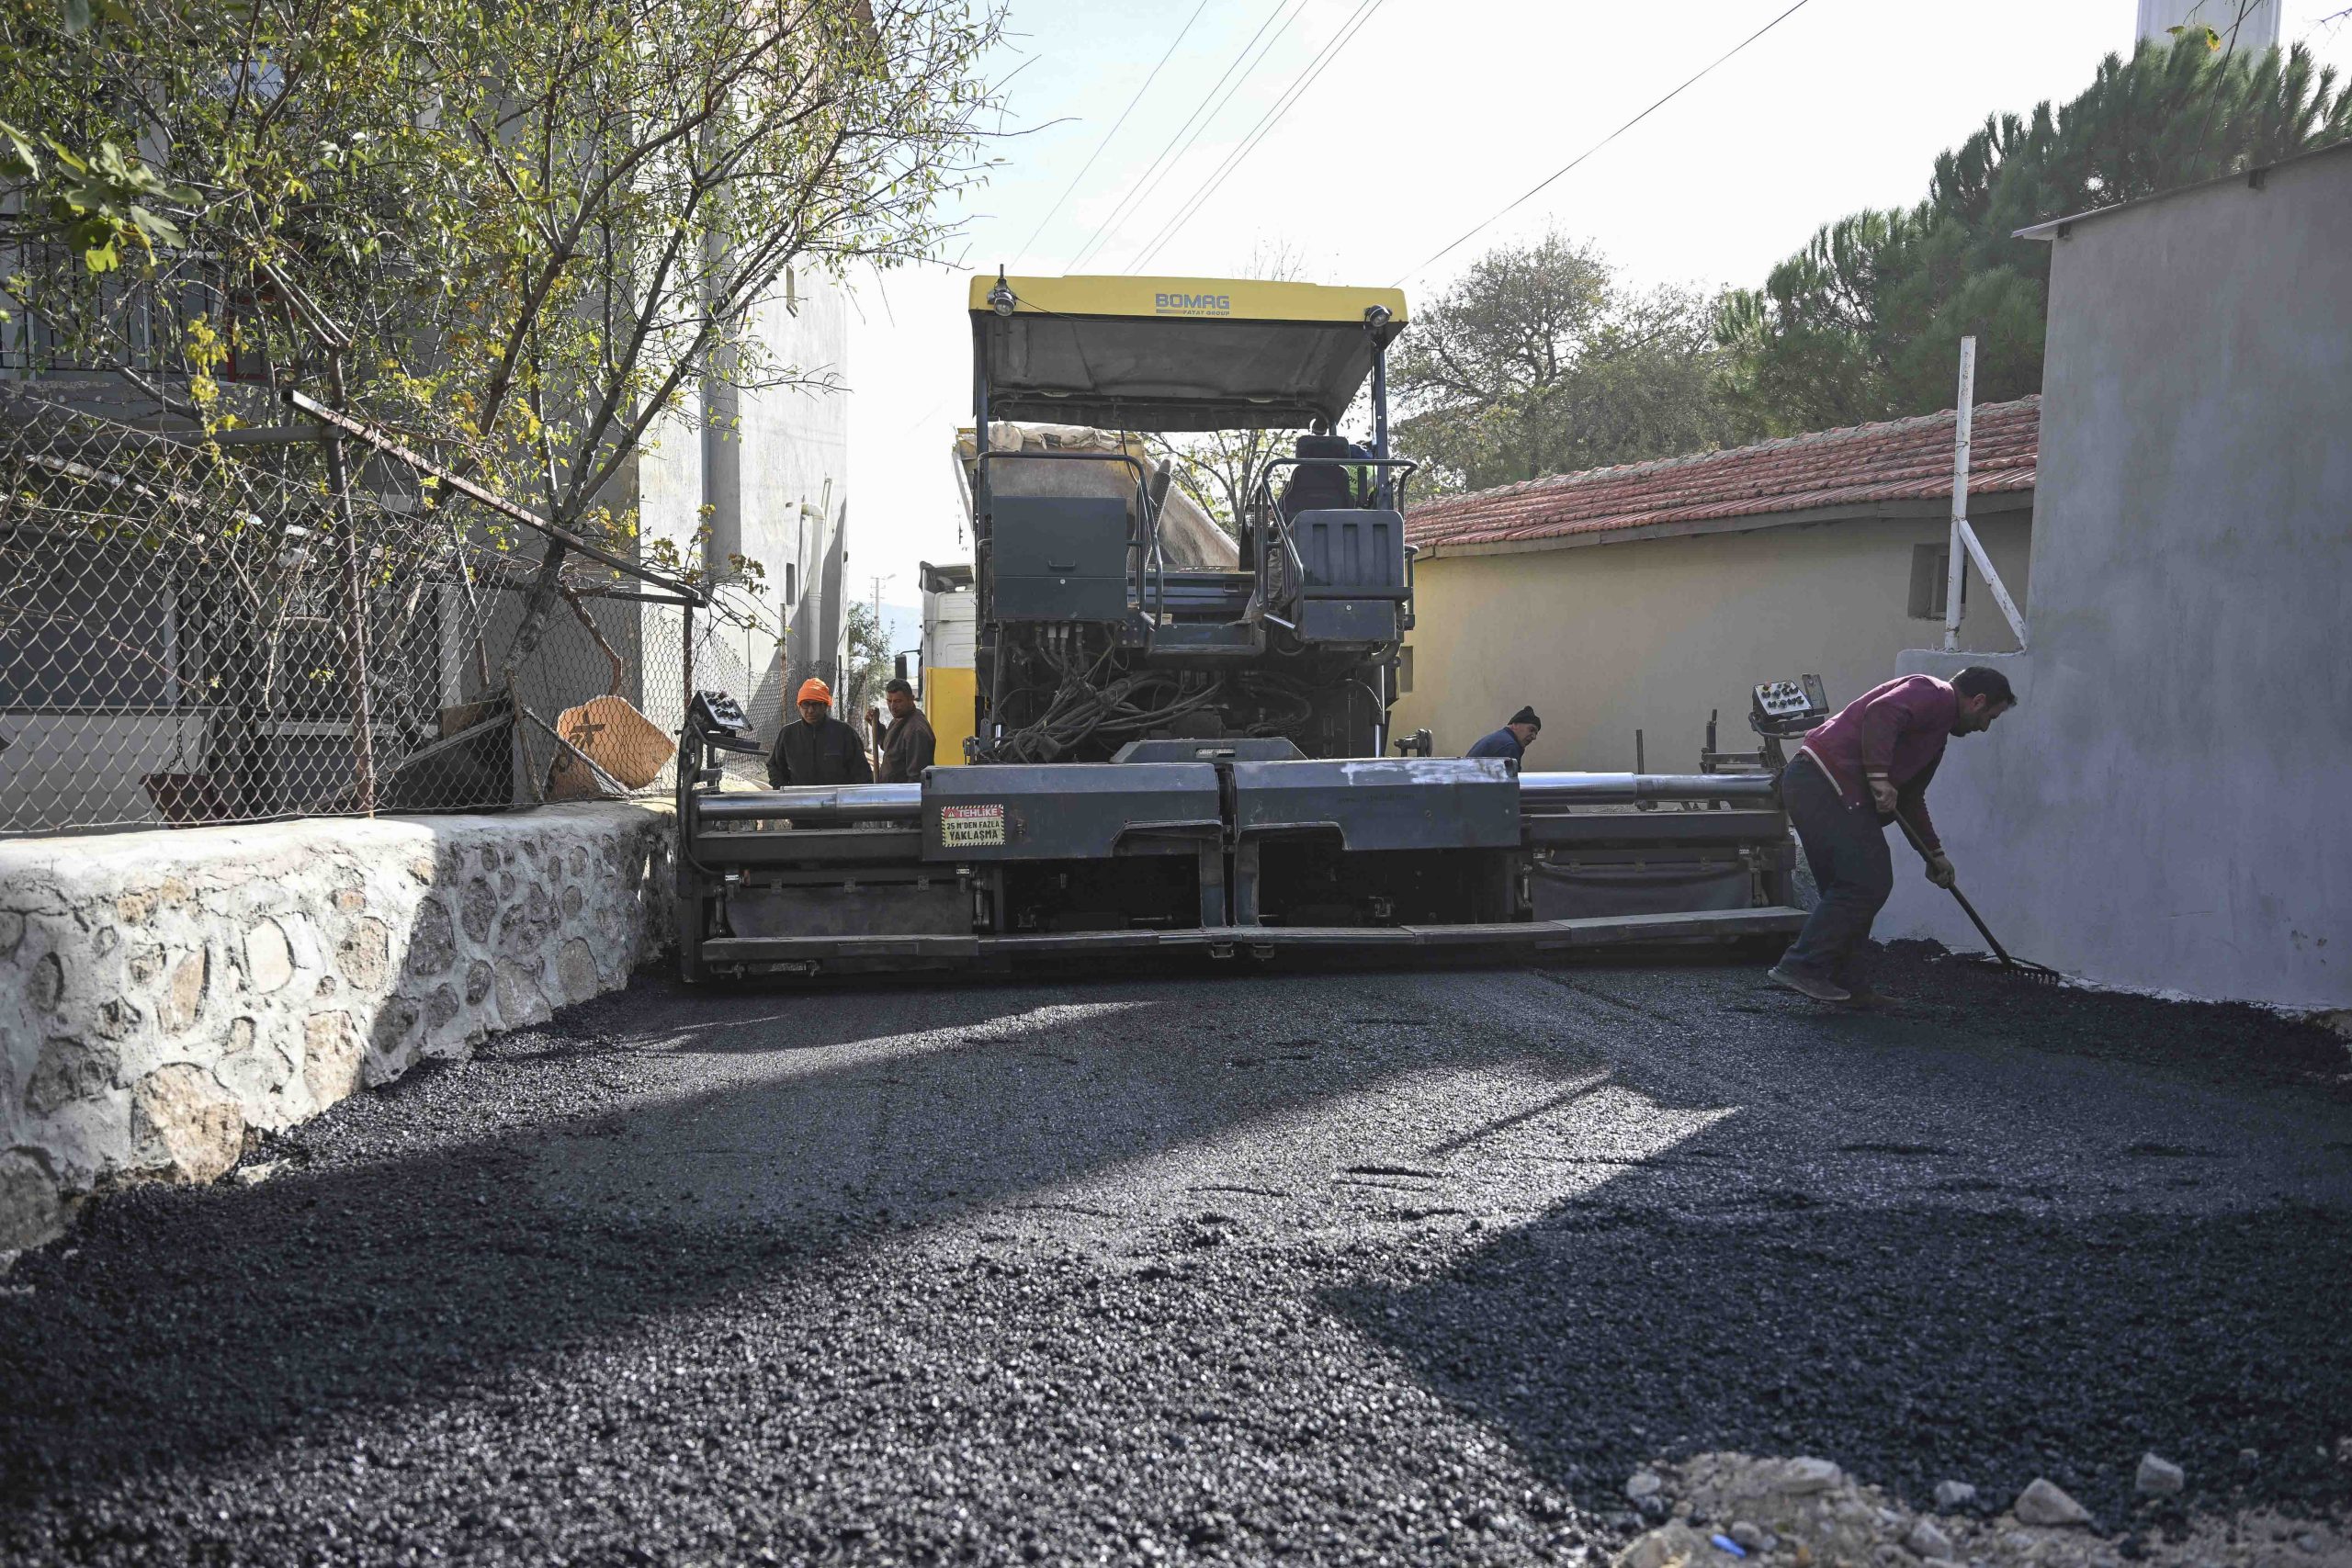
[0, 380, 774, 839]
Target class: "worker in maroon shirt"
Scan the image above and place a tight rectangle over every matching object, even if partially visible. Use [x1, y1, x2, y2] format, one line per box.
[1770, 667, 2017, 1004]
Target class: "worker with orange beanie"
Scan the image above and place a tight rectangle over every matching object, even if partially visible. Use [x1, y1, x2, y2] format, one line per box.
[766, 676, 873, 788]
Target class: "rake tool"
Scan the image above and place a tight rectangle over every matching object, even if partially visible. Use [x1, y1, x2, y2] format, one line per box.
[1892, 807, 2063, 985]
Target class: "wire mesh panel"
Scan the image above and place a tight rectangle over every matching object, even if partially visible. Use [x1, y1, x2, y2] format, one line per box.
[684, 604, 795, 788]
[0, 385, 708, 838]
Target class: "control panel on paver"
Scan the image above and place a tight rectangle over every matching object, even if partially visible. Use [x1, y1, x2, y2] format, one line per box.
[1754, 678, 1828, 721]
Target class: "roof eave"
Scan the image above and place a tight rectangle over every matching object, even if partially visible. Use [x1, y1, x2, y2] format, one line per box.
[2014, 138, 2352, 242]
[1408, 486, 2035, 561]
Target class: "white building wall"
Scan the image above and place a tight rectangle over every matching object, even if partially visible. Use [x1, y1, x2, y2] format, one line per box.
[1882, 147, 2352, 1009]
[641, 265, 852, 751]
[737, 272, 851, 744]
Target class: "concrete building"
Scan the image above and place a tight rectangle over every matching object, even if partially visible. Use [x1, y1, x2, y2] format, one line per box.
[1883, 141, 2352, 1010]
[1393, 400, 2037, 773]
[641, 270, 853, 746]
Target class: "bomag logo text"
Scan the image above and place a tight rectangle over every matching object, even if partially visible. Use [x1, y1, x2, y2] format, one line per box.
[1155, 290, 1233, 315]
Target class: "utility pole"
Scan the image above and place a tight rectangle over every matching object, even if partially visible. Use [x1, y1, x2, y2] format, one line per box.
[1943, 337, 1975, 653]
[860, 573, 894, 761]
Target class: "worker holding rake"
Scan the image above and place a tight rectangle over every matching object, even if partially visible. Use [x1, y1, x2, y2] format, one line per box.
[1770, 667, 2017, 1004]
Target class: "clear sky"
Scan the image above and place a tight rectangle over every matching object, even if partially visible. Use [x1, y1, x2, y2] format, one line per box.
[839, 0, 2352, 604]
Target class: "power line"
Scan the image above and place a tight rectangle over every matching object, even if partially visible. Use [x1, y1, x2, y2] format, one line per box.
[1391, 0, 1814, 288]
[1129, 0, 1389, 272]
[1014, 0, 1210, 263]
[1065, 0, 1312, 273]
[1068, 1, 1308, 273]
[1129, 0, 1384, 271]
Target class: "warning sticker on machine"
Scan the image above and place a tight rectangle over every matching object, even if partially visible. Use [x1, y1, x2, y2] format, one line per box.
[938, 803, 1007, 847]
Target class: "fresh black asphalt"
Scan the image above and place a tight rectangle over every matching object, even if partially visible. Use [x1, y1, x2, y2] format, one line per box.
[3, 945, 2348, 1566]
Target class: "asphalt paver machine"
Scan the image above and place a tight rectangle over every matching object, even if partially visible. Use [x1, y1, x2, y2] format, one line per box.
[674, 275, 1808, 977]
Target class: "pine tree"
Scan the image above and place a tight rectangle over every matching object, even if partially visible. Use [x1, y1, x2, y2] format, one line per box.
[1717, 35, 2352, 433]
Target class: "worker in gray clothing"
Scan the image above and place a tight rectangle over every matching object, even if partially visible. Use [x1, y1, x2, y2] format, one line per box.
[868, 678, 936, 784]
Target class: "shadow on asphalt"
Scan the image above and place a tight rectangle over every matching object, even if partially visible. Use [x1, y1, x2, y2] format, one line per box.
[1317, 948, 2352, 1529]
[1328, 1129, 2352, 1533]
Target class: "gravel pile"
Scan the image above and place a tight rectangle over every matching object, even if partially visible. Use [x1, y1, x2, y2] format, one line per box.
[1615, 1451, 2352, 1568]
[1871, 942, 2352, 1095]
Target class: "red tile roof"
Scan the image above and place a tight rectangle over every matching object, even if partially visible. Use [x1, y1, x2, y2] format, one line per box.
[1405, 396, 2038, 554]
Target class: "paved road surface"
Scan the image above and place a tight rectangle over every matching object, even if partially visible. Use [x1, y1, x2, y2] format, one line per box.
[4, 947, 2348, 1565]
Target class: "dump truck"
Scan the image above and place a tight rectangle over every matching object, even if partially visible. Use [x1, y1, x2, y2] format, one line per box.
[672, 274, 1810, 978]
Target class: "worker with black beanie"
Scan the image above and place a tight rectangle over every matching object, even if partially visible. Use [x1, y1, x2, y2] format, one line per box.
[1465, 706, 1541, 763]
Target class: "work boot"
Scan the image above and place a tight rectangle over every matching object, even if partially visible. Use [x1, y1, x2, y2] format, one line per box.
[1768, 963, 1851, 1003]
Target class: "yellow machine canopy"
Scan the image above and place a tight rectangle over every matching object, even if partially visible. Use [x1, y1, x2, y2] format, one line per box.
[970, 274, 1408, 434]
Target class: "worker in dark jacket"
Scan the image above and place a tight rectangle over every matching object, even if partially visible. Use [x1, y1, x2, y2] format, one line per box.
[1770, 666, 2015, 1005]
[868, 678, 936, 783]
[1465, 706, 1541, 763]
[767, 677, 872, 788]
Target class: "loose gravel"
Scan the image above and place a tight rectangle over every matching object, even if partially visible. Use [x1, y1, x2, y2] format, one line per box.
[2, 943, 2347, 1566]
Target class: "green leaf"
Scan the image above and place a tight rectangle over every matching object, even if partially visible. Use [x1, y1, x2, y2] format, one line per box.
[42, 135, 90, 175]
[60, 0, 92, 34]
[130, 207, 186, 247]
[0, 121, 38, 180]
[77, 226, 122, 274]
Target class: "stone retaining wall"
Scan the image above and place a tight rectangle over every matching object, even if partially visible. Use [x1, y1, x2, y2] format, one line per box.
[1, 802, 673, 1252]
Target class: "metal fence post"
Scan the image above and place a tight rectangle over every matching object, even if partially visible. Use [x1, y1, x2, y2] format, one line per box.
[322, 353, 379, 814]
